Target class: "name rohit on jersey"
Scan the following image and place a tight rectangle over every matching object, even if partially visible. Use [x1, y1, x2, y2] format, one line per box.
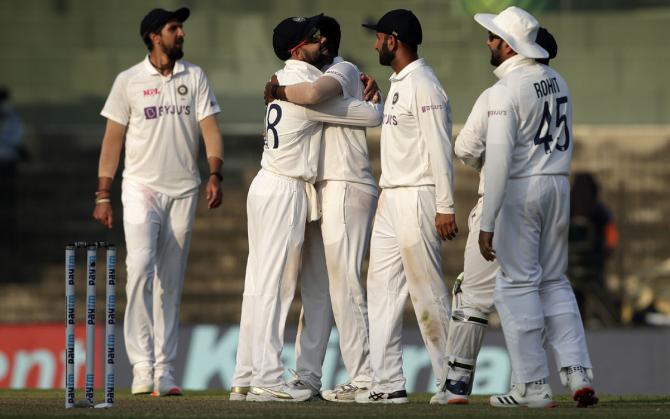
[533, 77, 560, 99]
[144, 105, 191, 120]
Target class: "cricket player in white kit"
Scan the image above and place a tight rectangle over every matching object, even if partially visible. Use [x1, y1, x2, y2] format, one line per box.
[230, 14, 383, 402]
[356, 9, 458, 404]
[474, 7, 597, 408]
[93, 8, 224, 397]
[431, 27, 563, 406]
[264, 15, 378, 401]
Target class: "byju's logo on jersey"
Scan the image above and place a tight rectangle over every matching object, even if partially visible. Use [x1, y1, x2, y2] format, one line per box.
[144, 105, 191, 120]
[144, 106, 158, 120]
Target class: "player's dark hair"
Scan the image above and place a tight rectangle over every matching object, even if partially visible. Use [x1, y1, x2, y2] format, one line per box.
[143, 28, 161, 51]
[319, 15, 341, 56]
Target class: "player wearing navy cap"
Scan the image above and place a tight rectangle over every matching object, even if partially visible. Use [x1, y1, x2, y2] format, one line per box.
[229, 14, 382, 402]
[93, 7, 223, 397]
[357, 9, 458, 404]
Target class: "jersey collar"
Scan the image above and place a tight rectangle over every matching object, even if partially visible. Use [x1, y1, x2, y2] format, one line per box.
[142, 55, 186, 77]
[493, 54, 535, 79]
[321, 56, 344, 72]
[389, 58, 425, 82]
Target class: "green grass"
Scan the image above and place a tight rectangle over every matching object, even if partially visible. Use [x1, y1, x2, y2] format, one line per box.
[0, 390, 669, 418]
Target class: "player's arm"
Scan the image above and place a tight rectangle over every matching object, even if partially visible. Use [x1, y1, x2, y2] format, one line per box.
[194, 68, 223, 209]
[93, 119, 126, 229]
[199, 115, 224, 209]
[273, 76, 343, 105]
[415, 80, 458, 241]
[304, 96, 382, 127]
[456, 88, 490, 171]
[479, 84, 516, 260]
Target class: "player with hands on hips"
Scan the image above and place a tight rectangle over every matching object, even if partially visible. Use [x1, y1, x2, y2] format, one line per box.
[356, 9, 457, 405]
[93, 7, 224, 397]
[474, 6, 597, 408]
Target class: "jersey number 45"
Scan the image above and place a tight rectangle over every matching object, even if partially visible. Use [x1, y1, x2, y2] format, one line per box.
[534, 96, 570, 154]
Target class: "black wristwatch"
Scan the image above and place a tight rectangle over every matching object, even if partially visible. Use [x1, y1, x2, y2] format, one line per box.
[209, 172, 223, 182]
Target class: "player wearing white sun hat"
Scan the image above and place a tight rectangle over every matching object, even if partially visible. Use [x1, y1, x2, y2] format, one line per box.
[472, 6, 597, 408]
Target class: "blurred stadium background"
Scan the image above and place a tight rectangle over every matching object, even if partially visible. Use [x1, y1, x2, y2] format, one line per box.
[1, 0, 669, 394]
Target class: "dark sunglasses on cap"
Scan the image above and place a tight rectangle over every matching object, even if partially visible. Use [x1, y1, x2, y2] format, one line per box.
[289, 28, 322, 54]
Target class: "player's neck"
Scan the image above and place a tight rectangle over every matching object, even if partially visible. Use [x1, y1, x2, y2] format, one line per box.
[148, 52, 175, 77]
[391, 53, 419, 75]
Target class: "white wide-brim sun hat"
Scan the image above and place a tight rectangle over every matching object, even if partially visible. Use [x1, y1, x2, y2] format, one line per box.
[474, 6, 548, 59]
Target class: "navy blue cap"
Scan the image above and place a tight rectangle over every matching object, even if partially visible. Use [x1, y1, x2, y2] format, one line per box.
[362, 9, 422, 46]
[273, 14, 323, 60]
[140, 7, 190, 40]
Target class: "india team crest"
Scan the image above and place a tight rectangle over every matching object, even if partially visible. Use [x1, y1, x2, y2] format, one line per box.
[392, 92, 399, 104]
[177, 85, 188, 95]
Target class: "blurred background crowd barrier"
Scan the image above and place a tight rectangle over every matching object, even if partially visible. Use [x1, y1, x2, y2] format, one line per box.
[1, 0, 669, 392]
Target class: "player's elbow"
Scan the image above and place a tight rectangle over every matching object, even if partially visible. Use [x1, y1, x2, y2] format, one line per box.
[367, 111, 383, 127]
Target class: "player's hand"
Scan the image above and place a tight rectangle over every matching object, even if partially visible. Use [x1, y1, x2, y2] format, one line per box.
[479, 230, 496, 261]
[206, 175, 222, 209]
[360, 73, 379, 102]
[264, 74, 280, 105]
[93, 202, 113, 230]
[435, 212, 458, 241]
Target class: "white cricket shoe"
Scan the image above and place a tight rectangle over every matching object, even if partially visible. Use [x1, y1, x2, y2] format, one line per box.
[490, 380, 556, 408]
[560, 366, 598, 407]
[152, 367, 182, 397]
[429, 389, 468, 405]
[246, 384, 313, 402]
[355, 389, 409, 404]
[322, 382, 369, 403]
[131, 365, 153, 395]
[229, 386, 250, 401]
[286, 369, 320, 399]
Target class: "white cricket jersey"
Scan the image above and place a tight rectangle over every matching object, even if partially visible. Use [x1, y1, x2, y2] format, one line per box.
[262, 59, 383, 183]
[455, 88, 489, 197]
[481, 55, 573, 231]
[318, 57, 378, 195]
[379, 59, 455, 214]
[101, 56, 220, 198]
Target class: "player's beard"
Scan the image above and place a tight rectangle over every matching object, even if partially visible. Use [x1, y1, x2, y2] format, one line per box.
[490, 42, 503, 67]
[301, 47, 322, 67]
[378, 41, 394, 66]
[163, 37, 185, 61]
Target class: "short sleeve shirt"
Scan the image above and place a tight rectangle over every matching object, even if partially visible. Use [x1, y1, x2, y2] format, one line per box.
[101, 56, 220, 197]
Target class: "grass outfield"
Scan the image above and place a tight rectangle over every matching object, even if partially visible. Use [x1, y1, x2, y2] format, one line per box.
[0, 391, 669, 418]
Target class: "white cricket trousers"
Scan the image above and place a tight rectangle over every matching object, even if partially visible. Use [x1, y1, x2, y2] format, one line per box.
[493, 175, 592, 383]
[231, 169, 308, 388]
[367, 187, 451, 393]
[122, 179, 198, 370]
[458, 197, 498, 313]
[295, 181, 376, 389]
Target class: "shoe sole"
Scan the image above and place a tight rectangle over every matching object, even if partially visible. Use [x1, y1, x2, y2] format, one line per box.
[356, 397, 409, 404]
[574, 387, 598, 407]
[131, 390, 152, 395]
[151, 387, 182, 397]
[247, 394, 310, 402]
[490, 398, 557, 408]
[447, 398, 469, 405]
[229, 393, 247, 401]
